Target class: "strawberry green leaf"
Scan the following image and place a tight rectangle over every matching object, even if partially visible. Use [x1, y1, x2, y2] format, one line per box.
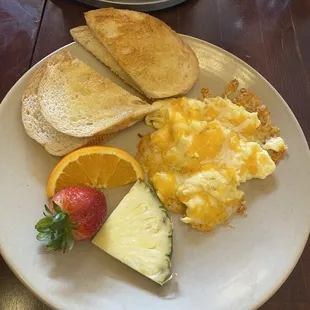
[50, 231, 55, 240]
[35, 217, 53, 231]
[35, 203, 77, 253]
[50, 213, 67, 230]
[36, 232, 50, 241]
[54, 212, 66, 221]
[66, 236, 75, 252]
[61, 239, 67, 253]
[65, 229, 75, 252]
[52, 201, 62, 214]
[46, 235, 63, 251]
[44, 204, 53, 215]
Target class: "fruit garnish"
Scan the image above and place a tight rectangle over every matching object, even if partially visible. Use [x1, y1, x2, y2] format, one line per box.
[35, 186, 107, 252]
[92, 180, 173, 285]
[46, 146, 144, 198]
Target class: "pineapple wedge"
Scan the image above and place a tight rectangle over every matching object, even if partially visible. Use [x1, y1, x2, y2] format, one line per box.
[92, 180, 173, 285]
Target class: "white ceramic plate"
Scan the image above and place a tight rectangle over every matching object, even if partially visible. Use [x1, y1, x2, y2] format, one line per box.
[0, 36, 309, 310]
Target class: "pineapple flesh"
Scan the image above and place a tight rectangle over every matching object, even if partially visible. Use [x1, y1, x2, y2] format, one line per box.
[92, 180, 173, 285]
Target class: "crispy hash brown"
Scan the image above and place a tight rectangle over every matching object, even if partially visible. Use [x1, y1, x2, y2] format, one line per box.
[203, 79, 286, 163]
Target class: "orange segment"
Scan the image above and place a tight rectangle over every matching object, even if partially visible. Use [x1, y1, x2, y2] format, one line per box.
[46, 146, 144, 198]
[107, 160, 139, 187]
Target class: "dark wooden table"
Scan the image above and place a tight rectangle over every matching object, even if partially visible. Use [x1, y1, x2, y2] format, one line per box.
[0, 0, 309, 309]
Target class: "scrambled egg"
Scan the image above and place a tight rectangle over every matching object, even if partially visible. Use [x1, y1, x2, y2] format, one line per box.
[137, 92, 287, 232]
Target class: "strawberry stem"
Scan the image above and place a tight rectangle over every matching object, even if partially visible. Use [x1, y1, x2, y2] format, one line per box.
[35, 202, 78, 253]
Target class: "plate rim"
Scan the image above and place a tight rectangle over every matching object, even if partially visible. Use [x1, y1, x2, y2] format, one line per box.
[74, 0, 187, 12]
[0, 34, 309, 310]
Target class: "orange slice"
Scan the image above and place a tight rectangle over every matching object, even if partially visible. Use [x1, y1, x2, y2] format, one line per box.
[46, 146, 144, 198]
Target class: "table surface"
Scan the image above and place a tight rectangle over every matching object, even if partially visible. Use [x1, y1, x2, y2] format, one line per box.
[0, 0, 310, 309]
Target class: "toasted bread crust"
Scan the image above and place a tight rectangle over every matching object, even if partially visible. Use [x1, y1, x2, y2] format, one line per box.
[22, 50, 116, 156]
[70, 26, 141, 92]
[85, 8, 199, 99]
[37, 53, 157, 137]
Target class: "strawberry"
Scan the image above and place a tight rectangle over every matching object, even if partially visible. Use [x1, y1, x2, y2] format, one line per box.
[35, 186, 107, 252]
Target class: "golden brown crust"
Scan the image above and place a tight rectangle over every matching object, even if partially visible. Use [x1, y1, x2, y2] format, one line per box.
[85, 8, 199, 99]
[70, 25, 142, 93]
[225, 82, 285, 164]
[224, 79, 239, 97]
[270, 149, 286, 163]
[22, 50, 117, 156]
[233, 88, 280, 142]
[200, 88, 211, 99]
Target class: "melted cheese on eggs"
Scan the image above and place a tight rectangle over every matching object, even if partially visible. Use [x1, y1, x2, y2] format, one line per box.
[138, 96, 281, 231]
